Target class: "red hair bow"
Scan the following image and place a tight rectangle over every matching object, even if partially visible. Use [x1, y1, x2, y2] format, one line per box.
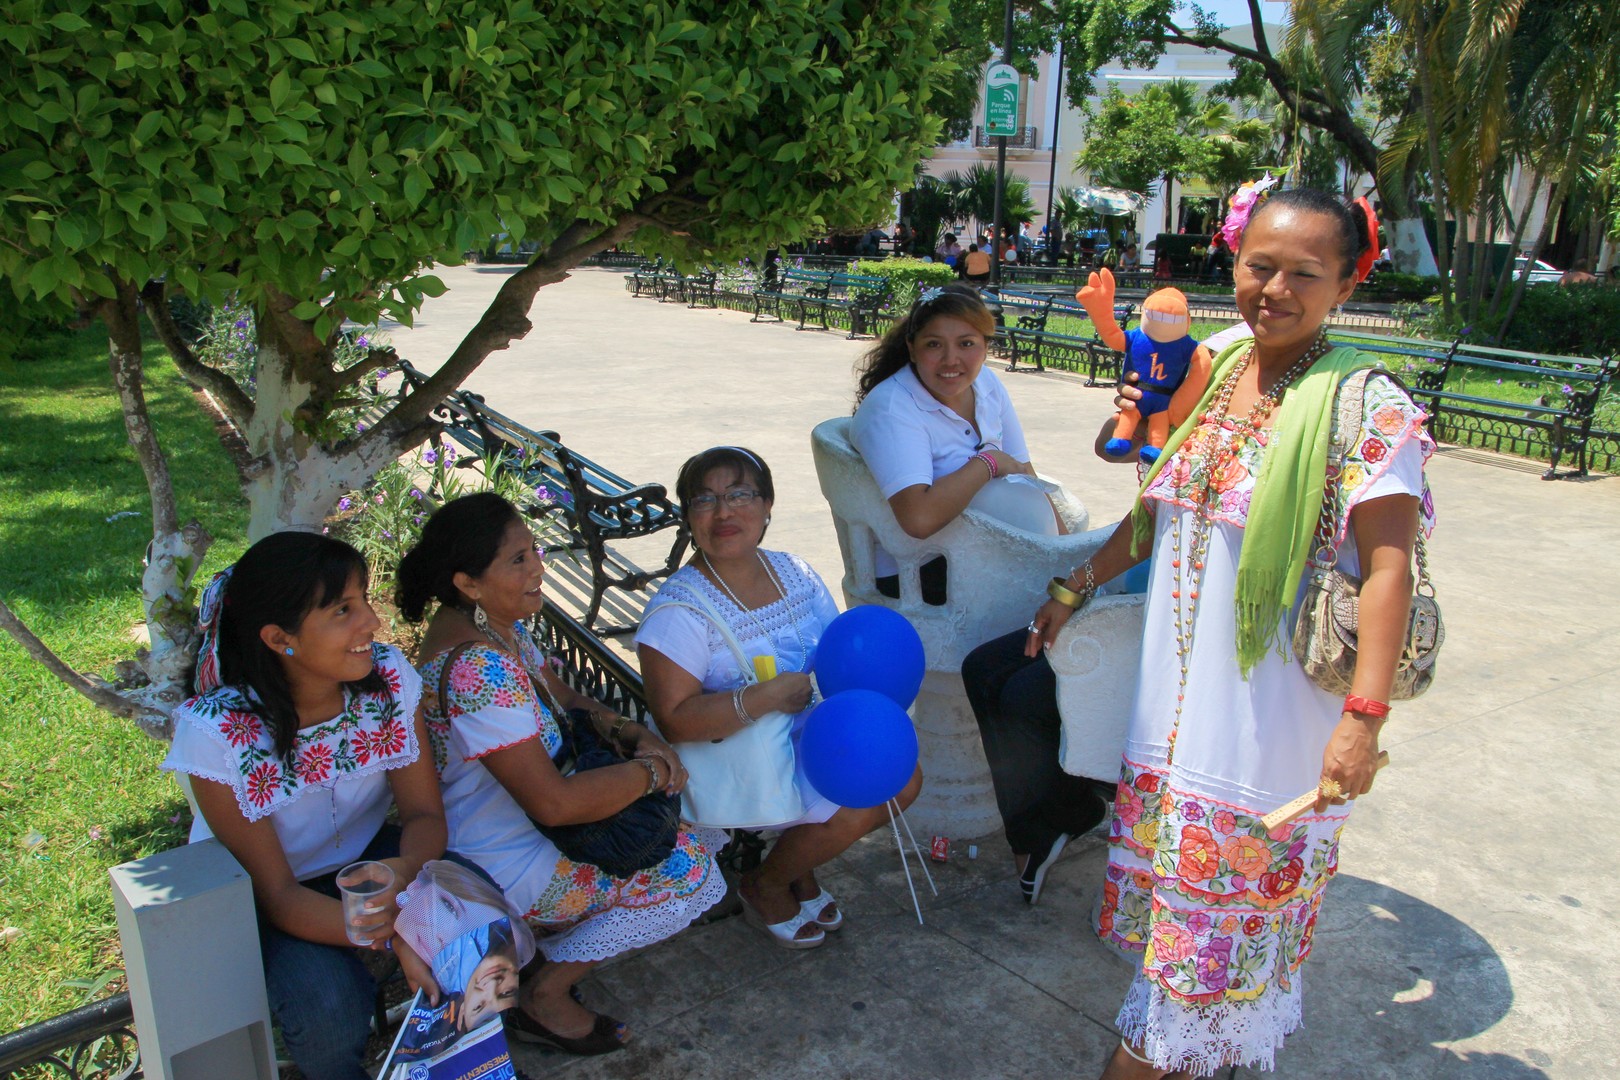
[1353, 197, 1379, 283]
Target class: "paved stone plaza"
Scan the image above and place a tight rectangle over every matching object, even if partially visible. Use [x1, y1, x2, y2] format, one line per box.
[385, 265, 1620, 1079]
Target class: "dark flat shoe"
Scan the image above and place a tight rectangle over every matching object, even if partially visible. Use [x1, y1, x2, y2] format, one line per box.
[505, 1007, 628, 1055]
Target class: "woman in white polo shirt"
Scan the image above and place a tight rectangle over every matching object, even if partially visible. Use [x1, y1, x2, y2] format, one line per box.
[851, 284, 1057, 605]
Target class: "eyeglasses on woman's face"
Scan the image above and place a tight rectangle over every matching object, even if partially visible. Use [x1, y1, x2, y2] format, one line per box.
[685, 488, 763, 515]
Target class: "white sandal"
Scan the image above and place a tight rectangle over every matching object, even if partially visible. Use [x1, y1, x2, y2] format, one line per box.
[797, 887, 843, 932]
[741, 895, 826, 950]
[1117, 1038, 1169, 1076]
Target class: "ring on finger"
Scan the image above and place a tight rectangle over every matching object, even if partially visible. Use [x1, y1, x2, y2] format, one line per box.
[1027, 621, 1039, 633]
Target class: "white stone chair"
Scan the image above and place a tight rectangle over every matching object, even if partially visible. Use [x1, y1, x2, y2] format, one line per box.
[811, 417, 1145, 838]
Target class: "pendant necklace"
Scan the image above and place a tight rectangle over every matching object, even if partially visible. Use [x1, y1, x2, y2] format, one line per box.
[323, 693, 355, 849]
[1164, 332, 1330, 762]
[701, 551, 814, 696]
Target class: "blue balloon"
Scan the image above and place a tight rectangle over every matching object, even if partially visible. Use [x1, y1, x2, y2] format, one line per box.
[799, 690, 920, 809]
[814, 604, 926, 707]
[1121, 555, 1153, 595]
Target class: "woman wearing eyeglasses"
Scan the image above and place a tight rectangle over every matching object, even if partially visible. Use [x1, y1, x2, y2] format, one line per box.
[637, 446, 924, 950]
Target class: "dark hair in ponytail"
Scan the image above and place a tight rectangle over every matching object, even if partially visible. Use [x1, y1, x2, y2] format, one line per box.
[206, 532, 383, 760]
[1246, 187, 1372, 281]
[396, 492, 522, 622]
[854, 283, 996, 405]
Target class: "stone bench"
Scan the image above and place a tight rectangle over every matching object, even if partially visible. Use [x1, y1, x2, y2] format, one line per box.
[810, 416, 1146, 837]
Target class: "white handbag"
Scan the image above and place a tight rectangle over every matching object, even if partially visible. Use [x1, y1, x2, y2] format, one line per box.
[651, 588, 806, 830]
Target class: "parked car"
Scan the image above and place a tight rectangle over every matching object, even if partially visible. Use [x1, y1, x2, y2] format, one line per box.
[1447, 257, 1561, 285]
[1514, 257, 1561, 284]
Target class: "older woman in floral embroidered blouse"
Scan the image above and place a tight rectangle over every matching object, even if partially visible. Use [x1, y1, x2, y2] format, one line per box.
[1023, 188, 1435, 1079]
[398, 492, 727, 1057]
[163, 533, 446, 1080]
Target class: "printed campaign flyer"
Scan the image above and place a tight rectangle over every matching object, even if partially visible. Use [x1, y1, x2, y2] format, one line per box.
[380, 915, 524, 1079]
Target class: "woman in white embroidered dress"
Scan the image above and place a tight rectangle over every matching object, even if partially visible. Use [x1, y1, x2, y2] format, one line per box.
[1022, 188, 1435, 1077]
[162, 533, 447, 1080]
[398, 493, 726, 1057]
[637, 447, 924, 949]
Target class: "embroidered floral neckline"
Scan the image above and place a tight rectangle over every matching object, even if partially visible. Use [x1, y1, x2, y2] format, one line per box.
[178, 643, 416, 822]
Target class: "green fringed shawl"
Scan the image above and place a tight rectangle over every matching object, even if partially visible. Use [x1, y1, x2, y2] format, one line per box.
[1128, 339, 1374, 675]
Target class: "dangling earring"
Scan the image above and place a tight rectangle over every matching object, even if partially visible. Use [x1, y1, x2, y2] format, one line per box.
[1334, 303, 1344, 318]
[473, 603, 490, 634]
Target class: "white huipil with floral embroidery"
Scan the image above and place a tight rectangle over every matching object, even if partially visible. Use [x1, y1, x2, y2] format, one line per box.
[635, 550, 845, 830]
[161, 643, 422, 881]
[1097, 373, 1436, 1074]
[419, 625, 727, 964]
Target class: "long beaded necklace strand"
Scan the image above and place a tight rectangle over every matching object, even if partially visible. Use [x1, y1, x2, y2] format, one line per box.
[1164, 331, 1331, 762]
[462, 607, 561, 715]
[700, 551, 814, 692]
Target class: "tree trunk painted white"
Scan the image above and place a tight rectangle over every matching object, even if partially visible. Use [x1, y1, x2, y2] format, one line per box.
[1387, 217, 1439, 277]
[101, 282, 212, 739]
[240, 343, 427, 538]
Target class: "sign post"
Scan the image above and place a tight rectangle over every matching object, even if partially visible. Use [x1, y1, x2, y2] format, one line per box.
[987, 1, 1015, 289]
[983, 63, 1020, 138]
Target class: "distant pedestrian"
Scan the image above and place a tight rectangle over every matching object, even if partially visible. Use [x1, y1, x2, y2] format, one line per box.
[962, 244, 991, 284]
[1560, 259, 1598, 286]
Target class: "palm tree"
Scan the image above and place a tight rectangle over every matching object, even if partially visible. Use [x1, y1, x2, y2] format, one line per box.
[942, 164, 1037, 240]
[1298, 0, 1620, 335]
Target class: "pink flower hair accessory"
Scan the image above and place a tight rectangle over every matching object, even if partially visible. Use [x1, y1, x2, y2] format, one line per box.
[1219, 174, 1278, 251]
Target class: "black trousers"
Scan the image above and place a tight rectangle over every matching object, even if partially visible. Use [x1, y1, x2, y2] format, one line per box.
[875, 554, 948, 607]
[963, 628, 1107, 855]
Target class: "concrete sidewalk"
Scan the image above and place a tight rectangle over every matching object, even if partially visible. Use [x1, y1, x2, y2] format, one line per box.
[385, 266, 1620, 1079]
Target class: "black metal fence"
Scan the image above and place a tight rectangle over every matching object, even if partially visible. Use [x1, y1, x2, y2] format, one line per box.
[0, 993, 140, 1079]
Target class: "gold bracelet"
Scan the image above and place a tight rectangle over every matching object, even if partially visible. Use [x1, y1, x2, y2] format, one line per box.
[1047, 576, 1087, 609]
[608, 715, 635, 747]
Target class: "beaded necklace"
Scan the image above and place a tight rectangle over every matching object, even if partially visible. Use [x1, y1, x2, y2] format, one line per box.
[1163, 331, 1330, 760]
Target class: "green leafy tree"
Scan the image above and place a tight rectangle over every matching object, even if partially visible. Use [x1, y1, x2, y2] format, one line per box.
[1058, 0, 1384, 192]
[1300, 0, 1620, 333]
[1078, 79, 1241, 233]
[0, 0, 951, 735]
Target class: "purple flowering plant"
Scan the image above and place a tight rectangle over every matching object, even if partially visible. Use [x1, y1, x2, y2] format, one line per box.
[329, 445, 563, 616]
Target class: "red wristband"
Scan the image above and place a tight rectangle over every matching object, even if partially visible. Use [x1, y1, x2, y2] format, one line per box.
[1343, 694, 1390, 719]
[976, 451, 998, 479]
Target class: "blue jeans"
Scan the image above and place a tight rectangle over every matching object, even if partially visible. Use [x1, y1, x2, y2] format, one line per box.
[258, 836, 494, 1080]
[259, 828, 400, 1080]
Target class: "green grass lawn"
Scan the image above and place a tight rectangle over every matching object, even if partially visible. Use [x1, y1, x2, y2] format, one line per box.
[0, 325, 246, 1033]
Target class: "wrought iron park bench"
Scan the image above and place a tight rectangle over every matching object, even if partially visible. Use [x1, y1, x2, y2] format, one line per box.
[1335, 334, 1618, 479]
[752, 268, 890, 338]
[393, 362, 689, 632]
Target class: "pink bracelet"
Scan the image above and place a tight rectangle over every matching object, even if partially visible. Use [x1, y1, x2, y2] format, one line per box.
[976, 451, 998, 479]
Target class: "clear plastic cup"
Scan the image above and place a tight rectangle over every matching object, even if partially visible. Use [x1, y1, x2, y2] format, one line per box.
[335, 860, 395, 946]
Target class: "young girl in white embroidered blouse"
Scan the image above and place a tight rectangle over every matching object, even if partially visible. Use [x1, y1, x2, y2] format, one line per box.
[162, 533, 446, 1080]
